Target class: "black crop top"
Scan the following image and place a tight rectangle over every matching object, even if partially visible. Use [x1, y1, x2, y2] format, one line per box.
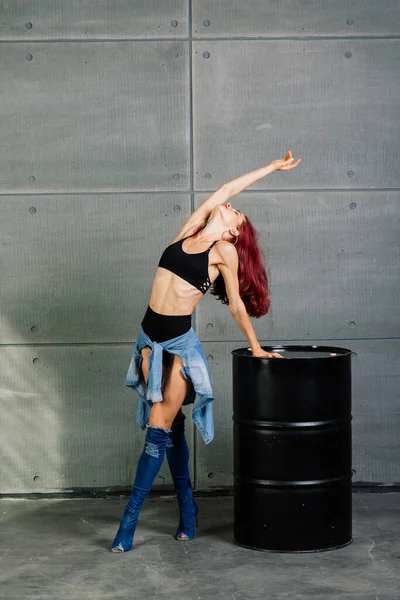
[158, 236, 217, 294]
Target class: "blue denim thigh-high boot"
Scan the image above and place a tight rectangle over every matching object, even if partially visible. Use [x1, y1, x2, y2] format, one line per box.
[166, 416, 199, 541]
[111, 424, 171, 553]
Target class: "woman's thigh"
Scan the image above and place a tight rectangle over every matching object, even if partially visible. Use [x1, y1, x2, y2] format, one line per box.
[140, 348, 185, 426]
[148, 354, 190, 429]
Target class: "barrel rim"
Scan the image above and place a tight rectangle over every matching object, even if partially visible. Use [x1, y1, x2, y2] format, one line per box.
[231, 344, 352, 358]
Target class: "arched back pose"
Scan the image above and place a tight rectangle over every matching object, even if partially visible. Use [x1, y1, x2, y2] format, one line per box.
[111, 151, 301, 553]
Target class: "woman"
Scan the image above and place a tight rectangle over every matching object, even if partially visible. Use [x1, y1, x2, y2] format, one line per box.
[111, 150, 301, 553]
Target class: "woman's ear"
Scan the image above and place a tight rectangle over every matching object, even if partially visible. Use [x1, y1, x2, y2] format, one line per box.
[231, 228, 239, 237]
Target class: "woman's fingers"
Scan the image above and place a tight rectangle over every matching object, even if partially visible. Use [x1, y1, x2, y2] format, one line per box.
[280, 151, 292, 165]
[281, 158, 301, 170]
[270, 151, 301, 171]
[252, 351, 285, 358]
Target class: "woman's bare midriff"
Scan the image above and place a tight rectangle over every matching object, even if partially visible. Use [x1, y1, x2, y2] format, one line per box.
[147, 267, 213, 315]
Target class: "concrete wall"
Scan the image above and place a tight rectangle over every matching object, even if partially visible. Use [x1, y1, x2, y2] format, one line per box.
[0, 1, 399, 493]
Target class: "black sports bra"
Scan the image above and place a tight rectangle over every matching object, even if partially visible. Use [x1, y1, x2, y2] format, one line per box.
[158, 235, 217, 294]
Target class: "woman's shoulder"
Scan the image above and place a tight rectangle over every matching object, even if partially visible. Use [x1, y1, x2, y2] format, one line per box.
[211, 240, 238, 267]
[214, 239, 237, 255]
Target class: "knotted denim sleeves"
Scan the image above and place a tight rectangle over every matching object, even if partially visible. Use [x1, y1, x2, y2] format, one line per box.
[125, 326, 215, 445]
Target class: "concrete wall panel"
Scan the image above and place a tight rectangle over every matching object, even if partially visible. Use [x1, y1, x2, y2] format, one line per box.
[192, 0, 400, 37]
[0, 1, 188, 39]
[193, 40, 400, 190]
[0, 194, 190, 344]
[195, 339, 400, 489]
[0, 345, 194, 494]
[0, 42, 189, 192]
[0, 3, 398, 492]
[195, 192, 400, 341]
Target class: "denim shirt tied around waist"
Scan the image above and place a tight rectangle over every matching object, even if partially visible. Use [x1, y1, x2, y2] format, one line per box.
[125, 325, 214, 445]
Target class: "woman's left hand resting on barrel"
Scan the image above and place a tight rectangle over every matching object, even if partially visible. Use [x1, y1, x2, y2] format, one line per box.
[217, 243, 285, 358]
[252, 348, 284, 359]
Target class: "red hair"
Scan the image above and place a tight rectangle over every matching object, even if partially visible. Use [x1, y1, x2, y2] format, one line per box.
[190, 215, 270, 317]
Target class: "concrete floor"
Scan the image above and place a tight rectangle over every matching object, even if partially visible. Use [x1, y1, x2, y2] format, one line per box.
[0, 493, 399, 600]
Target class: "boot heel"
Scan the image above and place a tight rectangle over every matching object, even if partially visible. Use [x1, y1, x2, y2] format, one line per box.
[111, 502, 140, 553]
[175, 498, 199, 541]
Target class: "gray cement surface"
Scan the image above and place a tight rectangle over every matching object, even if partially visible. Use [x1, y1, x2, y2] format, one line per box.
[0, 493, 398, 600]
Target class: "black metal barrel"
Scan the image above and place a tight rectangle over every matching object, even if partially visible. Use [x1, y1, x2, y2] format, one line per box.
[232, 345, 352, 553]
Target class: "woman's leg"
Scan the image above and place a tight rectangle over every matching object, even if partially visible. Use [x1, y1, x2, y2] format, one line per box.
[111, 348, 169, 552]
[111, 423, 171, 552]
[166, 416, 190, 504]
[111, 352, 190, 552]
[155, 357, 198, 541]
[166, 415, 198, 540]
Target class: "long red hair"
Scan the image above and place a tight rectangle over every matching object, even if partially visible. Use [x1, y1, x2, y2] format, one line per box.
[190, 215, 270, 317]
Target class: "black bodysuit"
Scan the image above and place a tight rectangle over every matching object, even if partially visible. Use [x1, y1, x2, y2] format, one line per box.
[158, 235, 217, 294]
[140, 235, 218, 347]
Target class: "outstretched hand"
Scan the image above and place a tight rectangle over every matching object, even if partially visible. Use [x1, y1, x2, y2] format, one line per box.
[270, 150, 301, 171]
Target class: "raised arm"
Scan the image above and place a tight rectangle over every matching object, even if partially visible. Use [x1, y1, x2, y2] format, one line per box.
[225, 150, 301, 198]
[183, 151, 301, 232]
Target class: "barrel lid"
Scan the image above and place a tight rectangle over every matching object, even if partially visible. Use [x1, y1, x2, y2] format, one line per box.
[231, 345, 352, 359]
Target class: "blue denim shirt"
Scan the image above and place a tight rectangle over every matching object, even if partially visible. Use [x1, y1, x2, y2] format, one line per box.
[125, 325, 214, 444]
